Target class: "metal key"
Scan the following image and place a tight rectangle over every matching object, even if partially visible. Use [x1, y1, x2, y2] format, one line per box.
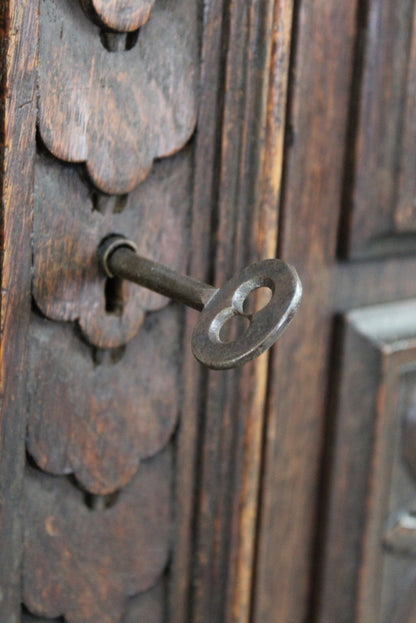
[99, 235, 302, 369]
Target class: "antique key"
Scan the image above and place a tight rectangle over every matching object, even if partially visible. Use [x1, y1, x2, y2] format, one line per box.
[99, 235, 302, 369]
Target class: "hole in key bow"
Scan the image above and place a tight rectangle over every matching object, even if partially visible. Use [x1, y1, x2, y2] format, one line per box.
[219, 314, 250, 344]
[209, 308, 250, 344]
[242, 285, 273, 315]
[232, 276, 275, 315]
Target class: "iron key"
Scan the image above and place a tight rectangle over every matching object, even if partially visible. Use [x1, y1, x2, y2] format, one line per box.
[99, 235, 302, 370]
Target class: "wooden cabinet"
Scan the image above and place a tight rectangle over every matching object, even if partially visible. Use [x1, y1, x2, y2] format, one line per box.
[2, 1, 416, 622]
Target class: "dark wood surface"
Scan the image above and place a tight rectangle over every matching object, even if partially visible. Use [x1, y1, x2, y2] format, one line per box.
[3, 0, 416, 622]
[342, 0, 416, 258]
[80, 0, 156, 31]
[23, 450, 171, 623]
[315, 302, 416, 623]
[33, 149, 191, 348]
[38, 0, 197, 195]
[0, 1, 38, 621]
[26, 309, 181, 494]
[253, 1, 416, 622]
[20, 0, 197, 620]
[188, 1, 294, 621]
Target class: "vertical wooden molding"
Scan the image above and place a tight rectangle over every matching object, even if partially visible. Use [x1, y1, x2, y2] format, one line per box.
[253, 1, 358, 622]
[218, 2, 295, 621]
[175, 1, 294, 622]
[169, 1, 224, 621]
[0, 0, 37, 620]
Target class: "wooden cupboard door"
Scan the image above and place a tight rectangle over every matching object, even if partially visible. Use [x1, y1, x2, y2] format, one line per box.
[3, 1, 416, 623]
[0, 1, 293, 622]
[251, 1, 416, 623]
[317, 302, 416, 623]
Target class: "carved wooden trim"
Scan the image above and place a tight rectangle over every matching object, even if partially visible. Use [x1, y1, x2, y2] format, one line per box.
[177, 0, 295, 621]
[32, 149, 191, 349]
[23, 582, 165, 622]
[0, 1, 38, 620]
[22, 0, 198, 619]
[38, 0, 197, 195]
[23, 450, 171, 623]
[340, 0, 416, 259]
[80, 0, 156, 31]
[26, 308, 181, 494]
[316, 300, 416, 623]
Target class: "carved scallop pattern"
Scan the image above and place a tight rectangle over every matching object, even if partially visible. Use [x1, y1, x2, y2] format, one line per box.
[25, 1, 196, 619]
[23, 450, 171, 623]
[80, 0, 156, 31]
[38, 0, 197, 195]
[27, 307, 181, 494]
[33, 149, 191, 349]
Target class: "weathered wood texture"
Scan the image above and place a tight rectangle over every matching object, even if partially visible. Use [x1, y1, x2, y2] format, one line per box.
[341, 0, 416, 258]
[22, 582, 165, 623]
[7, 1, 416, 623]
[23, 450, 171, 623]
[27, 308, 181, 494]
[186, 1, 294, 622]
[33, 149, 191, 348]
[167, 1, 221, 619]
[315, 301, 416, 623]
[0, 1, 38, 621]
[38, 0, 197, 195]
[80, 0, 156, 31]
[253, 3, 359, 620]
[22, 0, 196, 620]
[122, 582, 166, 623]
[253, 1, 416, 622]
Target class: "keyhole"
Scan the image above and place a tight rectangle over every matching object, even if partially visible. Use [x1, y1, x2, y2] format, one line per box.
[100, 29, 140, 52]
[104, 277, 124, 316]
[84, 490, 120, 510]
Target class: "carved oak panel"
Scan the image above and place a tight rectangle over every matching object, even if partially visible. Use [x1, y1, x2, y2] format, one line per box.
[21, 0, 198, 620]
[317, 300, 416, 623]
[341, 0, 416, 258]
[26, 308, 181, 494]
[23, 449, 171, 623]
[38, 0, 197, 195]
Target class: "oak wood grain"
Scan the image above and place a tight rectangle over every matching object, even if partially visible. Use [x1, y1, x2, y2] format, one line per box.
[186, 2, 294, 622]
[316, 302, 416, 623]
[342, 0, 416, 258]
[23, 449, 171, 623]
[80, 0, 156, 31]
[27, 307, 181, 494]
[253, 2, 358, 621]
[0, 1, 38, 620]
[33, 149, 191, 349]
[253, 2, 416, 622]
[38, 0, 197, 195]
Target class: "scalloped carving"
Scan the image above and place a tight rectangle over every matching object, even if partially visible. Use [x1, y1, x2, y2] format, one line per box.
[33, 149, 191, 349]
[27, 307, 181, 494]
[80, 0, 156, 31]
[38, 0, 197, 194]
[23, 451, 171, 623]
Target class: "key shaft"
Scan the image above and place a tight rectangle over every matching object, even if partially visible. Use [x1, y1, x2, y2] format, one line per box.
[100, 236, 217, 311]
